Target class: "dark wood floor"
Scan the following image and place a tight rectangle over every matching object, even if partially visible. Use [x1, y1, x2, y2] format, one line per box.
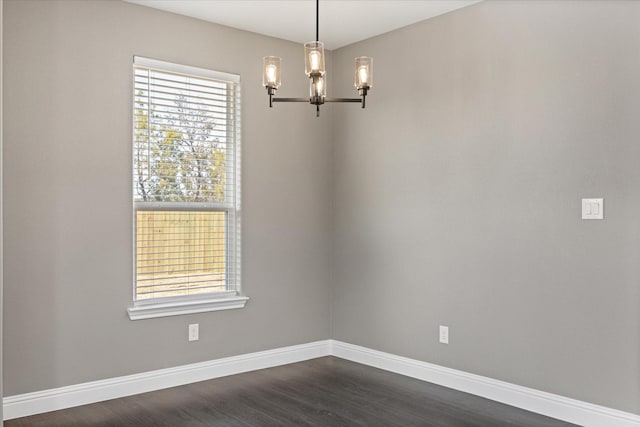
[7, 356, 579, 427]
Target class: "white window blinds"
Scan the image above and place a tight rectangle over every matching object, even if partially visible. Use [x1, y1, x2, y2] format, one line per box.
[133, 57, 241, 302]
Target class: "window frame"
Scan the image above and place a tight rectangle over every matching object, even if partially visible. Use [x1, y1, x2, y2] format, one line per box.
[127, 56, 246, 321]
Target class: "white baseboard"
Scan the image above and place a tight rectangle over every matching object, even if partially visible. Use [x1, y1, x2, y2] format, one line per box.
[2, 340, 331, 420]
[331, 340, 640, 427]
[4, 340, 639, 427]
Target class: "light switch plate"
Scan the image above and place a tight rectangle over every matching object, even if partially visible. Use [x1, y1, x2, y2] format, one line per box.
[582, 198, 603, 220]
[439, 325, 449, 344]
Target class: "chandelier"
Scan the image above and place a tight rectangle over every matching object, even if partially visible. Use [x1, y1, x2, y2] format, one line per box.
[262, 0, 373, 117]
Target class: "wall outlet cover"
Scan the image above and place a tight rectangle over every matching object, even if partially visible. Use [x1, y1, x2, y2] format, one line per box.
[582, 198, 604, 220]
[188, 323, 199, 342]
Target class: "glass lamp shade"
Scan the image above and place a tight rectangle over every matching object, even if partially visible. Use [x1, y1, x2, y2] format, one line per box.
[304, 41, 325, 76]
[354, 56, 373, 90]
[310, 75, 327, 99]
[262, 56, 282, 88]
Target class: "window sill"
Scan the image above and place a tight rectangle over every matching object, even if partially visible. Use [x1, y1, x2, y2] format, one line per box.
[127, 294, 249, 320]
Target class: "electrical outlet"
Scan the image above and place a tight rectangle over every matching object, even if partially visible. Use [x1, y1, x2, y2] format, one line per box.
[188, 323, 199, 342]
[439, 325, 449, 344]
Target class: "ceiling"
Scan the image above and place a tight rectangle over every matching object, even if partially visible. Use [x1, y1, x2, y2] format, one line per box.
[124, 0, 481, 50]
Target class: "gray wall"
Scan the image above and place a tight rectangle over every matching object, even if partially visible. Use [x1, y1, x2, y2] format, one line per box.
[332, 0, 640, 414]
[4, 0, 640, 419]
[3, 0, 332, 395]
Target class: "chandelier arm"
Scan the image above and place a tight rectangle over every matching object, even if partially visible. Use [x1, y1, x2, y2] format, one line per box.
[272, 98, 310, 102]
[273, 98, 364, 104]
[325, 98, 362, 103]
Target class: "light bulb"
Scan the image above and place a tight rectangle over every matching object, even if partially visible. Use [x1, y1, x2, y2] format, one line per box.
[266, 64, 277, 85]
[263, 56, 281, 89]
[354, 57, 373, 90]
[310, 75, 326, 99]
[304, 41, 325, 76]
[358, 66, 368, 86]
[309, 51, 320, 72]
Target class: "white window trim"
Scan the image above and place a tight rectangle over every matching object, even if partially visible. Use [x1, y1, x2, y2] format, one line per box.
[128, 293, 249, 320]
[134, 56, 241, 84]
[128, 56, 245, 320]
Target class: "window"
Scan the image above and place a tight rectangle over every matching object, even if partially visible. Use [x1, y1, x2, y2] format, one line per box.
[128, 57, 246, 320]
